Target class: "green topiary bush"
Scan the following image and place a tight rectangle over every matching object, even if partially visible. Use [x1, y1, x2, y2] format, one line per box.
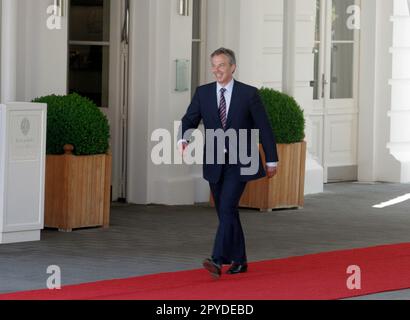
[33, 93, 110, 155]
[259, 88, 305, 144]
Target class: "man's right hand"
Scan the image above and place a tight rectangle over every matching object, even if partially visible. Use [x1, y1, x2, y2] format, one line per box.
[178, 141, 188, 156]
[266, 166, 277, 179]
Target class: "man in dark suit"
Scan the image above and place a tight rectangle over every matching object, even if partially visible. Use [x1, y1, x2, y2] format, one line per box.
[179, 48, 278, 278]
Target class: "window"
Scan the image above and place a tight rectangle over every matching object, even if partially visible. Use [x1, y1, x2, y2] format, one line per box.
[68, 0, 110, 108]
[330, 0, 355, 99]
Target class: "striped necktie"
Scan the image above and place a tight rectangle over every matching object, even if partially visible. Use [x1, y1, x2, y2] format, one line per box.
[219, 88, 227, 129]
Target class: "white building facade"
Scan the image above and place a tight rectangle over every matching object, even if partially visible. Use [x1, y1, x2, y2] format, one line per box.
[0, 0, 409, 205]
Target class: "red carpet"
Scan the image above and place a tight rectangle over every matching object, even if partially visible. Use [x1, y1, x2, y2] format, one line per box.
[2, 243, 410, 300]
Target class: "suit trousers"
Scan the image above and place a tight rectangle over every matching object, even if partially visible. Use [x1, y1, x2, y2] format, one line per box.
[209, 163, 248, 265]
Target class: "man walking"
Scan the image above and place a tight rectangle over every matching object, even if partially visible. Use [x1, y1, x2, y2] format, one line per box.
[180, 48, 278, 278]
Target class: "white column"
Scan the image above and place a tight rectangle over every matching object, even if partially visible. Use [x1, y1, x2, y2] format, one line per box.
[283, 0, 296, 95]
[286, 0, 324, 194]
[357, 0, 378, 181]
[0, 0, 17, 102]
[127, 0, 150, 204]
[358, 0, 402, 182]
[387, 0, 410, 182]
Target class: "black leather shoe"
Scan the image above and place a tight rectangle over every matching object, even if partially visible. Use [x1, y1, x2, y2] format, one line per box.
[226, 263, 248, 275]
[202, 258, 222, 279]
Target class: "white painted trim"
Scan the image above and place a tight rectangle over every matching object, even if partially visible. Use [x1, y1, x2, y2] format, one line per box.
[388, 110, 410, 116]
[282, 0, 296, 95]
[295, 81, 312, 88]
[309, 110, 325, 116]
[388, 141, 410, 148]
[296, 14, 315, 22]
[1, 230, 41, 244]
[389, 78, 410, 85]
[262, 81, 282, 88]
[390, 47, 410, 53]
[390, 15, 410, 21]
[264, 14, 283, 22]
[296, 47, 315, 54]
[263, 47, 282, 54]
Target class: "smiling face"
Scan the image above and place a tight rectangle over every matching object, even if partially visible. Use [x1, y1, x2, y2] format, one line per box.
[211, 54, 236, 87]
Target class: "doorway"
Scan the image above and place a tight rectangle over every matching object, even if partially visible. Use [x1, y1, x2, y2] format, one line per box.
[68, 0, 129, 201]
[312, 0, 360, 183]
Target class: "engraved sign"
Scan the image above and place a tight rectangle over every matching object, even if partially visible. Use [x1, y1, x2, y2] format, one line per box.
[21, 118, 31, 136]
[9, 112, 41, 161]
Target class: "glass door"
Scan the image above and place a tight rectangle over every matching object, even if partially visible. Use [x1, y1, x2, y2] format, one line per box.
[68, 0, 110, 108]
[313, 0, 360, 182]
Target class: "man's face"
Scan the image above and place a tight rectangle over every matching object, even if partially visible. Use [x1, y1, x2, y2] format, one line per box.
[211, 54, 236, 86]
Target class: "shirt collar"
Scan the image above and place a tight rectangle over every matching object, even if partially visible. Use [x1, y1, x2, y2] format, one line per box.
[217, 78, 235, 94]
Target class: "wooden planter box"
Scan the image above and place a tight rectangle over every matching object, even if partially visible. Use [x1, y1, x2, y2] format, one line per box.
[239, 142, 307, 211]
[44, 147, 112, 232]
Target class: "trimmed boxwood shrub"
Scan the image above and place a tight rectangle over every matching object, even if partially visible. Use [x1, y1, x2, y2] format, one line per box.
[33, 93, 110, 155]
[259, 88, 305, 144]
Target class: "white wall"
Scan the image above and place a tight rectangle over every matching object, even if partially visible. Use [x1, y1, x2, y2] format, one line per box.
[206, 0, 284, 88]
[16, 0, 68, 101]
[128, 0, 194, 204]
[1, 0, 17, 102]
[205, 0, 240, 81]
[1, 0, 68, 103]
[358, 0, 405, 182]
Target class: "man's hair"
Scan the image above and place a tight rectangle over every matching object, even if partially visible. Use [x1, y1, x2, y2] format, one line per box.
[211, 48, 237, 65]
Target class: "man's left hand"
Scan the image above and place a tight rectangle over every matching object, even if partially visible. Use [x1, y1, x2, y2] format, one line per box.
[266, 166, 277, 179]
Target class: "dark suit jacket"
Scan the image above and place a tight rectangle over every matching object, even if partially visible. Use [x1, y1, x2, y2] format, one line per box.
[181, 80, 278, 183]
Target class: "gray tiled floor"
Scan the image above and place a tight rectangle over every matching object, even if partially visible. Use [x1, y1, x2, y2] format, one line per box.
[1, 182, 410, 299]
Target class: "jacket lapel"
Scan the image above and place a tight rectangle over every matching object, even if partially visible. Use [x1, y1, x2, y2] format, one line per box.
[226, 80, 239, 129]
